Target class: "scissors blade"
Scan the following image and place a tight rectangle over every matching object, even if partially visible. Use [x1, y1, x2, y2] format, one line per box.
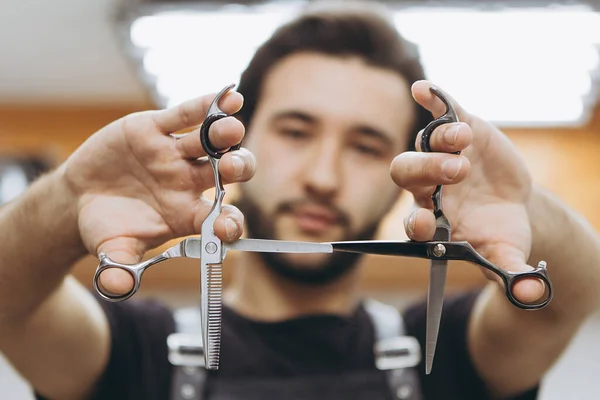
[426, 257, 447, 374]
[201, 260, 223, 370]
[226, 238, 333, 254]
[426, 225, 450, 375]
[173, 238, 333, 260]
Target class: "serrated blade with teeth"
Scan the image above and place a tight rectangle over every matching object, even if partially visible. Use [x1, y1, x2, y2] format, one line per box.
[202, 262, 223, 370]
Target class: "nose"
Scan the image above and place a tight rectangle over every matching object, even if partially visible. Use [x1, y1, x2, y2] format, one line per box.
[303, 139, 341, 200]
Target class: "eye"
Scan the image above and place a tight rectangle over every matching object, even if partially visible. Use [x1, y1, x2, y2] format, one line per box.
[280, 128, 310, 140]
[352, 143, 384, 158]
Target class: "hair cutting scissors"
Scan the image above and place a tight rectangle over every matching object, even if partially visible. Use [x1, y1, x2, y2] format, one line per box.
[94, 84, 553, 372]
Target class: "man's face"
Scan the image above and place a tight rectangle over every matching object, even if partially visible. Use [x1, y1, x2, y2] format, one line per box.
[238, 52, 414, 281]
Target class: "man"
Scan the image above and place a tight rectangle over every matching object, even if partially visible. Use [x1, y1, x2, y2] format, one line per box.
[1, 3, 599, 400]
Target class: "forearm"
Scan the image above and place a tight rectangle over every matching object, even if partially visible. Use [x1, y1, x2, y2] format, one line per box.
[469, 185, 600, 397]
[0, 166, 114, 399]
[0, 164, 86, 321]
[527, 185, 600, 318]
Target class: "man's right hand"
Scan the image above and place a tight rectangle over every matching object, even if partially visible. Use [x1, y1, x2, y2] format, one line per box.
[62, 90, 256, 296]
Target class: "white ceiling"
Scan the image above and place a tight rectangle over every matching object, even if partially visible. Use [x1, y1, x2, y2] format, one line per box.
[0, 0, 148, 105]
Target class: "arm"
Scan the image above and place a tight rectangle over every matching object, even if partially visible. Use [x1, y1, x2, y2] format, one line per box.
[0, 169, 110, 400]
[390, 80, 600, 398]
[468, 186, 600, 397]
[0, 91, 255, 400]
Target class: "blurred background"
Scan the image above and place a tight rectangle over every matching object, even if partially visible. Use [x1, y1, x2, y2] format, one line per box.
[1, 0, 599, 398]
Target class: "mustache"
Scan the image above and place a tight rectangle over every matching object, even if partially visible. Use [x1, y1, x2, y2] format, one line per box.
[275, 199, 351, 228]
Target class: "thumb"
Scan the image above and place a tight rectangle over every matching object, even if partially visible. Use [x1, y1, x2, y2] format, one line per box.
[482, 244, 545, 305]
[96, 237, 145, 297]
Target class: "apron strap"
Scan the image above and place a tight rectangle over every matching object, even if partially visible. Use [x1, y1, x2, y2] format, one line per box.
[363, 299, 423, 400]
[168, 308, 206, 400]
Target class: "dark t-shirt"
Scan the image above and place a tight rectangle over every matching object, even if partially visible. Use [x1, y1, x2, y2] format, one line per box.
[36, 291, 538, 400]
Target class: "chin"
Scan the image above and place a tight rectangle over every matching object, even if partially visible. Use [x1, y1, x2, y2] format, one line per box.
[281, 252, 334, 267]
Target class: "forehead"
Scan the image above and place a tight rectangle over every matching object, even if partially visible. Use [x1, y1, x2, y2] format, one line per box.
[254, 52, 414, 144]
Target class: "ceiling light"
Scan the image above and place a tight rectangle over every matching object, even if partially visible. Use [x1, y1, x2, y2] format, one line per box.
[121, 2, 600, 127]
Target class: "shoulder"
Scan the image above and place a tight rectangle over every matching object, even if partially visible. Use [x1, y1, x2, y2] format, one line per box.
[93, 297, 176, 400]
[35, 297, 177, 400]
[99, 296, 176, 334]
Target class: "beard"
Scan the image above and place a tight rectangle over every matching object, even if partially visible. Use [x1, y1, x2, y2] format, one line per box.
[233, 190, 381, 286]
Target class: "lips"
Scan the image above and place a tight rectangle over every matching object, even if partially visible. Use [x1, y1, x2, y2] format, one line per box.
[291, 205, 340, 234]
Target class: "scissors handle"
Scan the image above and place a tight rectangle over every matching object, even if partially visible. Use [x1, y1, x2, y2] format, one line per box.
[93, 238, 201, 302]
[439, 242, 553, 310]
[200, 113, 241, 159]
[199, 84, 242, 159]
[502, 265, 552, 310]
[420, 118, 457, 153]
[330, 240, 553, 310]
[420, 86, 459, 153]
[93, 252, 167, 302]
[420, 87, 460, 217]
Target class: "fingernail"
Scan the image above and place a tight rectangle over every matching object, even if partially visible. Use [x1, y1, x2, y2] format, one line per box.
[225, 218, 239, 240]
[444, 124, 460, 145]
[442, 158, 462, 179]
[406, 212, 416, 236]
[231, 155, 244, 179]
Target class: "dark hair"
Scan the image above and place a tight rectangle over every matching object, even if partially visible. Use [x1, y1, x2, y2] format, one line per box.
[236, 2, 432, 151]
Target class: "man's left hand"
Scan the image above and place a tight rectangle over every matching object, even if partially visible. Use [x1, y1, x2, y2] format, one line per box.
[390, 80, 545, 304]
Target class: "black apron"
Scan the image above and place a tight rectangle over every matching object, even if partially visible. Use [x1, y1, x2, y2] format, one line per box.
[168, 300, 423, 400]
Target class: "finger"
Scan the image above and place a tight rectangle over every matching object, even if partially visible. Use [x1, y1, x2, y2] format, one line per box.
[404, 208, 436, 241]
[484, 245, 546, 304]
[218, 148, 256, 183]
[415, 122, 472, 153]
[153, 90, 243, 134]
[214, 205, 245, 242]
[188, 148, 256, 189]
[193, 199, 245, 242]
[408, 186, 438, 209]
[411, 80, 470, 122]
[96, 238, 144, 297]
[175, 117, 245, 159]
[390, 151, 471, 188]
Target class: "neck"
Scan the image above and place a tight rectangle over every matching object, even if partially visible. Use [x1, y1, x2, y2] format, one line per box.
[224, 252, 362, 321]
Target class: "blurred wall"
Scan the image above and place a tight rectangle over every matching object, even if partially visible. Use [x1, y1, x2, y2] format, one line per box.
[0, 102, 599, 294]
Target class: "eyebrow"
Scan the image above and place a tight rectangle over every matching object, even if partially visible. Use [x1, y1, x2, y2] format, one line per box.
[270, 110, 395, 148]
[270, 110, 316, 124]
[351, 124, 395, 149]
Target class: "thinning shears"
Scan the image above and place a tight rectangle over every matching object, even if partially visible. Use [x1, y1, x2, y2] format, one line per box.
[94, 84, 553, 372]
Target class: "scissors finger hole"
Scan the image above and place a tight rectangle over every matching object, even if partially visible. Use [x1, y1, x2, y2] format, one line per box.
[200, 113, 242, 158]
[419, 118, 453, 153]
[96, 267, 137, 299]
[506, 272, 552, 309]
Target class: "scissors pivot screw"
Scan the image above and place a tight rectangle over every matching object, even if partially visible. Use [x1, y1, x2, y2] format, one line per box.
[205, 242, 218, 254]
[432, 244, 446, 257]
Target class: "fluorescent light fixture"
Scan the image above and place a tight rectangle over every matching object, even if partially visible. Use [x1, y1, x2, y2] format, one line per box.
[393, 6, 600, 126]
[123, 2, 600, 127]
